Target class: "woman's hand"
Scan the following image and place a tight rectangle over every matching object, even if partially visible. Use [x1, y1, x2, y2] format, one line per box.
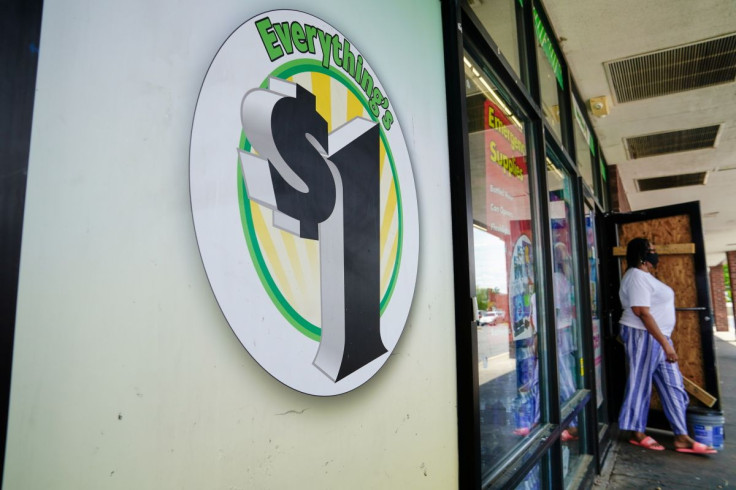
[663, 344, 678, 363]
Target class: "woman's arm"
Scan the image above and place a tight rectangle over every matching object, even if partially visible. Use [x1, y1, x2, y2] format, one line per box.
[632, 306, 677, 362]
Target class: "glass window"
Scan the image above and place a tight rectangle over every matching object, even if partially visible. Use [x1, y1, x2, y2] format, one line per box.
[546, 157, 581, 405]
[585, 204, 608, 430]
[561, 425, 582, 485]
[464, 50, 541, 474]
[598, 154, 609, 209]
[515, 462, 541, 489]
[572, 96, 595, 190]
[469, 0, 523, 78]
[534, 5, 564, 141]
[546, 154, 587, 478]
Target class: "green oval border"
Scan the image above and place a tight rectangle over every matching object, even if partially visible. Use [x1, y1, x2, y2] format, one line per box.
[237, 59, 404, 340]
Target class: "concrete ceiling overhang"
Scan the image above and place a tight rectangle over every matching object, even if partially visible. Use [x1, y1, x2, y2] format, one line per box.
[541, 0, 736, 266]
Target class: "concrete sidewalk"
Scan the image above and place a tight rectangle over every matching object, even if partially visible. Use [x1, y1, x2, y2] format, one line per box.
[594, 325, 736, 489]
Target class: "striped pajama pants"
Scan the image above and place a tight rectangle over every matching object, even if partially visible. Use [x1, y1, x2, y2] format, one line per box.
[618, 325, 689, 434]
[558, 327, 577, 427]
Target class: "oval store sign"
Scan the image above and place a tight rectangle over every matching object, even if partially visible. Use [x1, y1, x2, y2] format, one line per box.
[190, 10, 419, 395]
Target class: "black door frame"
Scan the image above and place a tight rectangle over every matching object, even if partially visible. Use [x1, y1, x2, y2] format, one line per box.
[1, 0, 44, 482]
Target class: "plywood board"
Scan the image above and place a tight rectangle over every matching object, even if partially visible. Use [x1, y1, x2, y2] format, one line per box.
[618, 215, 705, 410]
[612, 243, 695, 256]
[683, 376, 717, 408]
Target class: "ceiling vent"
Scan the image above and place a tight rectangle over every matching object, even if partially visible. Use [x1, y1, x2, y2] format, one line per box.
[636, 171, 707, 192]
[605, 33, 736, 103]
[624, 125, 720, 159]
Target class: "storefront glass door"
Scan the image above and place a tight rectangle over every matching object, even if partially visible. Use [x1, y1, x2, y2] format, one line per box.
[448, 2, 604, 486]
[584, 203, 608, 436]
[463, 48, 544, 476]
[545, 153, 588, 484]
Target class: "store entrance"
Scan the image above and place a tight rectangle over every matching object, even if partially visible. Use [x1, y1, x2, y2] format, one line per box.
[601, 201, 720, 431]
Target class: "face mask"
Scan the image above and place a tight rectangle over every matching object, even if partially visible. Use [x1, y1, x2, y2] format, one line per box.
[644, 251, 659, 268]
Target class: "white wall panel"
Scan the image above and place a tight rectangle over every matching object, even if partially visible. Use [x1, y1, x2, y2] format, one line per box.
[4, 1, 457, 489]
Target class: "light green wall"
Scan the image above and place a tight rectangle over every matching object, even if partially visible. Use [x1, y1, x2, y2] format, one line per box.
[3, 1, 458, 489]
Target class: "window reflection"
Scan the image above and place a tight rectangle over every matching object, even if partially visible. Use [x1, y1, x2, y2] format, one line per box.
[465, 52, 540, 473]
[546, 157, 584, 470]
[572, 97, 595, 190]
[561, 427, 582, 485]
[598, 155, 609, 208]
[586, 205, 608, 426]
[469, 0, 522, 78]
[552, 239, 576, 408]
[515, 462, 541, 489]
[534, 6, 563, 141]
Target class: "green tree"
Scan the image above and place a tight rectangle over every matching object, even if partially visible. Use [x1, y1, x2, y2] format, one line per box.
[724, 263, 732, 302]
[477, 287, 489, 311]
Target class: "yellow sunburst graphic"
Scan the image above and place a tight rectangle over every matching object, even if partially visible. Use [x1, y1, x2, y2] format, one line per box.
[247, 71, 400, 328]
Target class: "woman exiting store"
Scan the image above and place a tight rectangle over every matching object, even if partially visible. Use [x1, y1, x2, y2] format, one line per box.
[618, 237, 717, 454]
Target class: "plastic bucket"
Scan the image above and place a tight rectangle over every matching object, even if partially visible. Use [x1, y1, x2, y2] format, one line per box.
[686, 408, 725, 450]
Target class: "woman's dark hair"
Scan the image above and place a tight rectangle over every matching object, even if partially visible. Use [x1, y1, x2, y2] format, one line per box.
[626, 237, 650, 268]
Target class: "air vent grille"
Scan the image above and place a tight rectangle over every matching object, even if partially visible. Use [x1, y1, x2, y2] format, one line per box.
[637, 172, 707, 192]
[625, 125, 719, 159]
[606, 34, 736, 103]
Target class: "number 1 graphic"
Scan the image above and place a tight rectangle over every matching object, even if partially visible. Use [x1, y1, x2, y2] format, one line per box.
[238, 78, 387, 382]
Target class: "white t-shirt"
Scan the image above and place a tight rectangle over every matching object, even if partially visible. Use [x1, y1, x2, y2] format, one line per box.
[619, 267, 676, 336]
[553, 272, 573, 329]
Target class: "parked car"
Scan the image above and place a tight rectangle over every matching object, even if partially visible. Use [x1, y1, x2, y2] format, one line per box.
[478, 309, 505, 326]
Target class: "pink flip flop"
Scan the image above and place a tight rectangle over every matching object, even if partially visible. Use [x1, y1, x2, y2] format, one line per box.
[675, 442, 717, 454]
[561, 429, 579, 442]
[629, 436, 665, 451]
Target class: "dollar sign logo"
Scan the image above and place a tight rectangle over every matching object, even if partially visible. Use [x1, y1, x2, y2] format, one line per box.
[239, 78, 387, 382]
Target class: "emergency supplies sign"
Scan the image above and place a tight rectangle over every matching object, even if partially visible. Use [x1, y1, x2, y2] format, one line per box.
[189, 10, 419, 396]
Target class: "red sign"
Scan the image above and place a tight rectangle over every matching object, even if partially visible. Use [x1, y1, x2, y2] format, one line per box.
[483, 99, 529, 241]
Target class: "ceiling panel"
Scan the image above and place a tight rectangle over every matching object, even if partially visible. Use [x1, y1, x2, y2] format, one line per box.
[605, 34, 736, 103]
[624, 125, 721, 159]
[542, 0, 736, 265]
